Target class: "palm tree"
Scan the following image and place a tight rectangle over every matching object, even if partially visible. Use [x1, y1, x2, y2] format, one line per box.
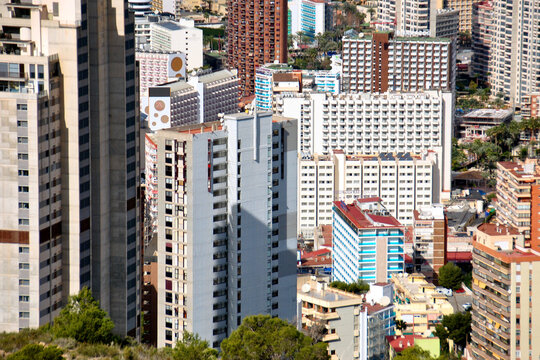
[395, 320, 407, 332]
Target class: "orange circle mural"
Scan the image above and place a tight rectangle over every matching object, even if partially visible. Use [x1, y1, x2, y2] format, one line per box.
[154, 100, 166, 111]
[161, 115, 170, 123]
[171, 57, 183, 72]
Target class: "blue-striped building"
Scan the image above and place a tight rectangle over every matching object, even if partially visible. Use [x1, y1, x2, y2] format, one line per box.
[332, 198, 405, 284]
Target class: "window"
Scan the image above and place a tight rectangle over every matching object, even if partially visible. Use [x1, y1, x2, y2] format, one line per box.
[18, 153, 28, 160]
[19, 312, 30, 318]
[18, 170, 29, 176]
[17, 121, 27, 127]
[19, 296, 29, 302]
[19, 219, 29, 225]
[19, 247, 29, 253]
[19, 186, 29, 193]
[19, 279, 30, 286]
[19, 202, 29, 209]
[19, 263, 29, 269]
[18, 137, 28, 144]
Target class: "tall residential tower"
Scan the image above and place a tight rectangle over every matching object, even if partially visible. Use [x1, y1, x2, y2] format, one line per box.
[227, 0, 288, 97]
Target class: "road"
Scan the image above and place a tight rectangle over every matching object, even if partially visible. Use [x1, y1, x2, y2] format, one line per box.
[448, 291, 472, 312]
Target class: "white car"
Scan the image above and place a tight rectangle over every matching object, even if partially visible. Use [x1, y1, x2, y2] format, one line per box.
[463, 303, 472, 311]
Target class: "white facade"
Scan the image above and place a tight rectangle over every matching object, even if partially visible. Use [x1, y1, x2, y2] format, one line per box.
[289, 0, 326, 39]
[150, 21, 203, 70]
[341, 34, 455, 93]
[148, 69, 239, 126]
[137, 51, 184, 97]
[488, 0, 540, 106]
[275, 91, 453, 203]
[145, 113, 298, 348]
[298, 152, 436, 235]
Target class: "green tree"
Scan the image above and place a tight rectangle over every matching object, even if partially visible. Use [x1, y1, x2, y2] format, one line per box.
[395, 319, 407, 332]
[6, 344, 63, 360]
[52, 287, 115, 344]
[468, 80, 478, 94]
[395, 346, 435, 360]
[171, 332, 218, 360]
[329, 280, 370, 294]
[451, 138, 467, 171]
[434, 312, 471, 353]
[220, 315, 329, 360]
[438, 263, 463, 290]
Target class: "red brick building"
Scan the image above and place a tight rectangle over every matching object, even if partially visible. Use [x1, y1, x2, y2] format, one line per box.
[227, 0, 288, 97]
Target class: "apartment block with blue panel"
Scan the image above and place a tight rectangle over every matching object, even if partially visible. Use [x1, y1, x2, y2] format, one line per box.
[332, 198, 405, 284]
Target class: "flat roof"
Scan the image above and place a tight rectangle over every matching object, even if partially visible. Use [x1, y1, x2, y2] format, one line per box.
[463, 108, 513, 120]
[154, 21, 185, 31]
[333, 200, 402, 229]
[197, 69, 237, 84]
[477, 223, 520, 236]
[498, 161, 540, 179]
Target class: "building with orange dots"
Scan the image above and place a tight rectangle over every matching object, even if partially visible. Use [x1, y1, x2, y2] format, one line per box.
[144, 69, 239, 128]
[227, 0, 288, 97]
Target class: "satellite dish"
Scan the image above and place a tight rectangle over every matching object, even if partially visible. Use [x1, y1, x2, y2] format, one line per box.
[378, 296, 391, 307]
[302, 284, 311, 293]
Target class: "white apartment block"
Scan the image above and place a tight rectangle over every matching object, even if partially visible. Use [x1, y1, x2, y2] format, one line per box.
[148, 69, 239, 126]
[275, 91, 453, 204]
[289, 0, 326, 40]
[488, 0, 540, 106]
[150, 21, 203, 70]
[144, 112, 298, 348]
[298, 152, 436, 236]
[137, 50, 185, 96]
[341, 33, 455, 93]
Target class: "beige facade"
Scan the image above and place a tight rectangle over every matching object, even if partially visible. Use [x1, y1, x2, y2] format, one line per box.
[392, 273, 454, 335]
[0, 0, 140, 336]
[445, 0, 474, 33]
[495, 161, 540, 240]
[413, 205, 447, 282]
[470, 224, 540, 360]
[297, 276, 395, 360]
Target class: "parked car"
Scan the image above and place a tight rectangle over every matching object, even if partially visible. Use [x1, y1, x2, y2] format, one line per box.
[463, 303, 472, 311]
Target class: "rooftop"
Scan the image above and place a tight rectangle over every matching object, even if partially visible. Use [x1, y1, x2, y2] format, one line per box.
[462, 108, 513, 120]
[414, 204, 445, 221]
[386, 335, 438, 353]
[498, 161, 540, 179]
[477, 223, 520, 236]
[196, 69, 237, 84]
[154, 21, 186, 31]
[333, 199, 402, 230]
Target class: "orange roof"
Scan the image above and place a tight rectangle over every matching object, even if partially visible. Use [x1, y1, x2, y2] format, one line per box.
[477, 223, 520, 236]
[176, 123, 223, 134]
[473, 241, 540, 263]
[334, 200, 402, 229]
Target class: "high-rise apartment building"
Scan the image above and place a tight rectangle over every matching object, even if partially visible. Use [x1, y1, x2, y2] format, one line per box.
[412, 205, 447, 281]
[470, 223, 540, 360]
[332, 199, 405, 284]
[445, 0, 475, 33]
[227, 0, 288, 96]
[129, 0, 153, 16]
[341, 32, 456, 93]
[471, 1, 493, 82]
[0, 0, 140, 336]
[495, 161, 540, 241]
[376, 0, 458, 37]
[488, 0, 540, 106]
[275, 91, 454, 202]
[289, 0, 327, 40]
[144, 112, 297, 348]
[522, 93, 540, 120]
[298, 151, 436, 237]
